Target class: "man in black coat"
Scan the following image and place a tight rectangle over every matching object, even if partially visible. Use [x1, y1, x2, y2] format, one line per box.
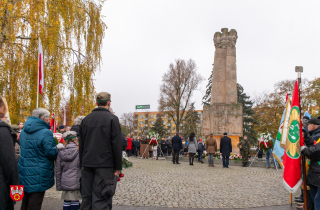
[79, 92, 122, 210]
[220, 132, 232, 168]
[172, 133, 182, 164]
[0, 98, 20, 210]
[301, 117, 320, 209]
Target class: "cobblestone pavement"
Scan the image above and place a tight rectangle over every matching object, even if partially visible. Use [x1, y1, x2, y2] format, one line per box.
[43, 158, 299, 209]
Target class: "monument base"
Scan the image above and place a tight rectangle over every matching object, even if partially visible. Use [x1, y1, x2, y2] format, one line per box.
[213, 135, 240, 154]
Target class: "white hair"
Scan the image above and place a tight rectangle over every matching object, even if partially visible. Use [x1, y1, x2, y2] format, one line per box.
[74, 116, 85, 125]
[32, 108, 50, 120]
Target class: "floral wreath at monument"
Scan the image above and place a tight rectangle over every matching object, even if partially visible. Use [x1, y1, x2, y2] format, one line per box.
[146, 131, 160, 146]
[259, 132, 274, 152]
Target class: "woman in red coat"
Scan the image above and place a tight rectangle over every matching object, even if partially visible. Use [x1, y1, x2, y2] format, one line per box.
[126, 134, 132, 157]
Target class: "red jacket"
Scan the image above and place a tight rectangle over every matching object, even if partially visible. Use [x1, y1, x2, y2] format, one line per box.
[126, 137, 132, 150]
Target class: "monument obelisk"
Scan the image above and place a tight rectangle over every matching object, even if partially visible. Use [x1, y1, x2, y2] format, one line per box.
[202, 28, 243, 152]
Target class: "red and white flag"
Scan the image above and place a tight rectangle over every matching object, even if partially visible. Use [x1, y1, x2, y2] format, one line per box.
[38, 38, 44, 94]
[50, 113, 56, 133]
[283, 80, 304, 193]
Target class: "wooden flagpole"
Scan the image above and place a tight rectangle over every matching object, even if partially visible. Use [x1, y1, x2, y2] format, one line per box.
[295, 66, 307, 210]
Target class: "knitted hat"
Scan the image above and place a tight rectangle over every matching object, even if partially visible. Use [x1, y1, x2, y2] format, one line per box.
[62, 131, 77, 141]
[308, 116, 320, 125]
[59, 125, 65, 129]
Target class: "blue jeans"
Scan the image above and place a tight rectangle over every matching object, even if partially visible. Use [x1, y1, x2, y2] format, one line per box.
[310, 185, 320, 210]
[198, 151, 203, 161]
[222, 156, 229, 167]
[266, 150, 276, 167]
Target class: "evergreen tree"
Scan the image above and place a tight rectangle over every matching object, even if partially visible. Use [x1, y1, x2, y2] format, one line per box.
[182, 103, 201, 138]
[151, 114, 167, 137]
[202, 69, 213, 105]
[237, 84, 258, 144]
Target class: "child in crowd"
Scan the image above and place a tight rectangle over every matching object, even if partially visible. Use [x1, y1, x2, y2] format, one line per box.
[56, 131, 81, 210]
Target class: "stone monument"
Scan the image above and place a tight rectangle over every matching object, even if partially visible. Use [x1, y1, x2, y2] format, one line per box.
[202, 28, 243, 152]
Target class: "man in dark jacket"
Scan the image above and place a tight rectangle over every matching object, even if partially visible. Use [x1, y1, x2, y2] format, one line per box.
[220, 132, 232, 168]
[0, 97, 20, 210]
[79, 92, 122, 210]
[172, 133, 182, 164]
[166, 137, 172, 156]
[301, 116, 320, 210]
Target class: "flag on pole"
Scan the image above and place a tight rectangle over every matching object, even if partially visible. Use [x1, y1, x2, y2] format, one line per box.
[63, 109, 66, 126]
[50, 113, 56, 133]
[38, 38, 44, 94]
[273, 94, 291, 168]
[283, 80, 304, 193]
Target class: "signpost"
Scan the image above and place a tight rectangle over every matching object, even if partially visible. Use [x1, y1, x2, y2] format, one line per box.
[136, 105, 150, 109]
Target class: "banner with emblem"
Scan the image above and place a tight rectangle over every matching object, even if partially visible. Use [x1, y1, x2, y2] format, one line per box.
[283, 80, 304, 193]
[273, 95, 291, 168]
[10, 185, 24, 201]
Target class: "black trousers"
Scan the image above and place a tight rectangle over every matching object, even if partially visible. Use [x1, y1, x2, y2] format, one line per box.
[80, 167, 115, 210]
[172, 150, 180, 163]
[20, 192, 45, 210]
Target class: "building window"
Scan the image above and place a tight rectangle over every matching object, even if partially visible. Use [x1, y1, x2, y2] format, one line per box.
[163, 121, 166, 125]
[134, 130, 137, 133]
[134, 124, 137, 127]
[180, 123, 183, 126]
[167, 130, 171, 133]
[140, 115, 144, 118]
[167, 117, 171, 120]
[167, 124, 171, 126]
[151, 121, 155, 125]
[139, 121, 143, 124]
[139, 127, 143, 131]
[179, 130, 183, 133]
[145, 118, 148, 121]
[173, 127, 176, 130]
[150, 115, 155, 118]
[163, 114, 166, 117]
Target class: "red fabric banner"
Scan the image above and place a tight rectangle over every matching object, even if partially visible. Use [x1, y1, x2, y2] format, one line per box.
[283, 80, 303, 193]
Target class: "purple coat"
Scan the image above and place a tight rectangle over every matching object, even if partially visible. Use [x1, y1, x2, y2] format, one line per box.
[56, 142, 81, 191]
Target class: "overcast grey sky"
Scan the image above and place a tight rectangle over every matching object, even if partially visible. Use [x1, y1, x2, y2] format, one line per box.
[94, 0, 320, 117]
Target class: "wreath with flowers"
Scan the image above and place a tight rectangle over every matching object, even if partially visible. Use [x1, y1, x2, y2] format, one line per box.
[146, 131, 160, 146]
[259, 132, 274, 152]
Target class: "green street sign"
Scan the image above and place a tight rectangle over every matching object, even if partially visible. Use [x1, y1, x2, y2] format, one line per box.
[136, 105, 150, 109]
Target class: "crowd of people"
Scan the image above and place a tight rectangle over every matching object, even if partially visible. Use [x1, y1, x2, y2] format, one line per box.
[0, 92, 319, 210]
[0, 93, 124, 210]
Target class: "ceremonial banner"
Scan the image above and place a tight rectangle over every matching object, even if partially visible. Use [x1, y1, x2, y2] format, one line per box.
[50, 112, 56, 133]
[283, 80, 304, 193]
[273, 97, 291, 168]
[38, 38, 44, 94]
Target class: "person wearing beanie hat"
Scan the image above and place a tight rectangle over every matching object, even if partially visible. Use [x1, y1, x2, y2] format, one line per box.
[79, 92, 122, 209]
[220, 132, 232, 168]
[56, 131, 81, 210]
[0, 96, 20, 209]
[59, 125, 65, 134]
[301, 116, 320, 210]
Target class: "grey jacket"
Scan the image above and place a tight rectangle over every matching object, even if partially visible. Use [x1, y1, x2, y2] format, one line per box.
[188, 137, 198, 153]
[56, 143, 81, 191]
